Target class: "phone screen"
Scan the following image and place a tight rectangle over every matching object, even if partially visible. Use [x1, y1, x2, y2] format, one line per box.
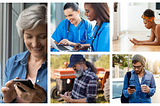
[129, 85, 135, 89]
[14, 79, 35, 92]
[128, 37, 131, 40]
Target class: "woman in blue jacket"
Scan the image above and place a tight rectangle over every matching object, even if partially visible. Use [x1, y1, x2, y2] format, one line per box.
[51, 3, 93, 51]
[73, 3, 110, 52]
[1, 4, 47, 103]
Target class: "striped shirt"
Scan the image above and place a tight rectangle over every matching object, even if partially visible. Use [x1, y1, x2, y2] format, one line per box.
[71, 68, 98, 103]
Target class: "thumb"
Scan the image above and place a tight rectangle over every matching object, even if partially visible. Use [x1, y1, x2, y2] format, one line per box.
[33, 83, 43, 90]
[33, 83, 38, 89]
[133, 38, 136, 40]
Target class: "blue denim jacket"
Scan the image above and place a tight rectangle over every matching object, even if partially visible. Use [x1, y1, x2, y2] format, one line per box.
[123, 69, 156, 103]
[0, 50, 47, 103]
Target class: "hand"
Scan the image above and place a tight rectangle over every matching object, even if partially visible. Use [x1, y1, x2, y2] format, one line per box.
[132, 38, 138, 43]
[15, 82, 46, 103]
[72, 43, 84, 51]
[50, 45, 53, 48]
[129, 38, 137, 45]
[1, 77, 19, 103]
[64, 91, 72, 97]
[141, 85, 150, 93]
[58, 39, 73, 46]
[132, 38, 138, 44]
[60, 94, 72, 103]
[127, 87, 136, 95]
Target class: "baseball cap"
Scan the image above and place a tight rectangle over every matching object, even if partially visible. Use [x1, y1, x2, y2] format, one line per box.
[67, 54, 84, 67]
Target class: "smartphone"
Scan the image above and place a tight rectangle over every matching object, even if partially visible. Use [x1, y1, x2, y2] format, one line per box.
[129, 85, 135, 89]
[14, 79, 35, 92]
[128, 37, 131, 40]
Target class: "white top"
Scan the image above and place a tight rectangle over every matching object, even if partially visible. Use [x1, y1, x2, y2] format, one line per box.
[139, 77, 142, 84]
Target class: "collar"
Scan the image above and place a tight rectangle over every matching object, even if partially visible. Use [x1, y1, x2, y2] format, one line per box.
[83, 67, 91, 75]
[14, 50, 47, 66]
[14, 50, 30, 65]
[77, 67, 91, 79]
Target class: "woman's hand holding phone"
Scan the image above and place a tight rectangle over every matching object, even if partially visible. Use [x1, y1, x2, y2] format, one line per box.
[129, 37, 138, 45]
[15, 81, 47, 103]
[1, 77, 19, 103]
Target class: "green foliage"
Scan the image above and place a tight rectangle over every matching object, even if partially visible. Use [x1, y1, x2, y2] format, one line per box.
[113, 54, 133, 68]
[124, 61, 128, 67]
[50, 54, 110, 70]
[50, 54, 71, 69]
[94, 54, 110, 69]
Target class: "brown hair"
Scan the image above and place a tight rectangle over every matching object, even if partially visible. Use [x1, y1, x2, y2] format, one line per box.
[85, 3, 110, 22]
[78, 59, 97, 74]
[143, 9, 155, 17]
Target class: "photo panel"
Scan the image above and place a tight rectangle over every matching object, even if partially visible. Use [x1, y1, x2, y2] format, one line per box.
[112, 53, 160, 103]
[112, 2, 160, 52]
[50, 54, 110, 103]
[50, 2, 110, 52]
[0, 3, 48, 103]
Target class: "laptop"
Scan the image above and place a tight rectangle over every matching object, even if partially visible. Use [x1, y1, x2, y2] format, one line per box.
[51, 39, 74, 52]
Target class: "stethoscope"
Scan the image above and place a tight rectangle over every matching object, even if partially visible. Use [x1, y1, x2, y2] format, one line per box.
[67, 18, 87, 42]
[89, 22, 103, 52]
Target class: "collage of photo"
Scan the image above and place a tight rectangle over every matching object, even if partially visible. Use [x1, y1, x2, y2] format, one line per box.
[0, 1, 160, 105]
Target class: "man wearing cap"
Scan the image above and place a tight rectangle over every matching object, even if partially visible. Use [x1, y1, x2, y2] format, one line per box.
[122, 54, 156, 103]
[60, 54, 98, 103]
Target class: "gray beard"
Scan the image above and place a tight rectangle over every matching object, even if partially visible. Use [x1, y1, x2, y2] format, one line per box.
[74, 67, 83, 77]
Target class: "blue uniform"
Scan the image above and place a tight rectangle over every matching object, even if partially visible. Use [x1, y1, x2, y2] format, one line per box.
[91, 22, 110, 52]
[51, 19, 93, 51]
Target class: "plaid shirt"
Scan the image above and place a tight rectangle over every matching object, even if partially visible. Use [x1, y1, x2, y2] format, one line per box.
[71, 68, 98, 103]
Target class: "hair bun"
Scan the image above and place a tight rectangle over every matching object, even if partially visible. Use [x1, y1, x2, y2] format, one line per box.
[76, 2, 79, 6]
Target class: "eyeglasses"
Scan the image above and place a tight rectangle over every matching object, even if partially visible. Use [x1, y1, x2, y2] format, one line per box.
[132, 65, 142, 69]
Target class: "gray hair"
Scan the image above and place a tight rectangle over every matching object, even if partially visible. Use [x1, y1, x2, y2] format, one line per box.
[16, 4, 47, 37]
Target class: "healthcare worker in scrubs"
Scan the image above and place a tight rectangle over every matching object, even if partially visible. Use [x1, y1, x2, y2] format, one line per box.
[51, 3, 93, 51]
[73, 3, 110, 52]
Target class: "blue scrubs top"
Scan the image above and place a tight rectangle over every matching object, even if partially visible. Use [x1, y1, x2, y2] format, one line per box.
[51, 19, 93, 44]
[91, 22, 110, 52]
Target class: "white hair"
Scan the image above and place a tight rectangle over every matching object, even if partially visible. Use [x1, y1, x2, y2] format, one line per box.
[16, 4, 47, 37]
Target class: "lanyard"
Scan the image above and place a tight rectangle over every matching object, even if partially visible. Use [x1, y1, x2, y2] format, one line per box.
[90, 22, 103, 51]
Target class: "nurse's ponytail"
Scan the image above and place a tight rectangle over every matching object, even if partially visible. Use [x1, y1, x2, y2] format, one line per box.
[64, 3, 79, 11]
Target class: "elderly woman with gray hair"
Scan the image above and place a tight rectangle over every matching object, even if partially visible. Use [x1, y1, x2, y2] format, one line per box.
[0, 4, 47, 103]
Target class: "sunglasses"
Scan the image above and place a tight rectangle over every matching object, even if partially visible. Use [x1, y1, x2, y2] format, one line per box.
[132, 65, 142, 69]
